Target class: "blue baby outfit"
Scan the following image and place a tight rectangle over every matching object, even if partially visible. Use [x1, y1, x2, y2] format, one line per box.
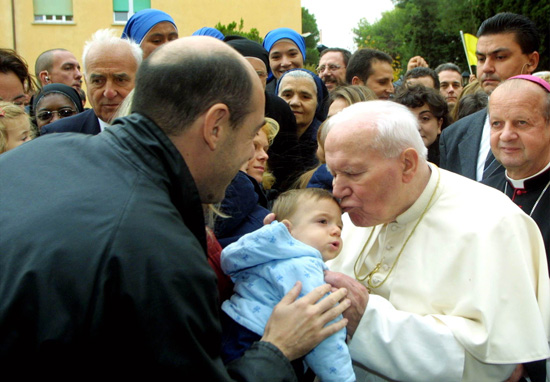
[221, 222, 355, 382]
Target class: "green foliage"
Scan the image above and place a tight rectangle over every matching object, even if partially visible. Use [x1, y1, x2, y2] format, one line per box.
[215, 19, 262, 43]
[354, 0, 549, 77]
[302, 7, 320, 66]
[471, 0, 549, 70]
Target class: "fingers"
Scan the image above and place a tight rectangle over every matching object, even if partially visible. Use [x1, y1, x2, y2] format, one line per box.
[297, 283, 332, 304]
[263, 213, 276, 225]
[278, 281, 302, 305]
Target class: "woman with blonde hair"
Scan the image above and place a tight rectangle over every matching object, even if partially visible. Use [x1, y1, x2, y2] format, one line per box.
[215, 118, 280, 248]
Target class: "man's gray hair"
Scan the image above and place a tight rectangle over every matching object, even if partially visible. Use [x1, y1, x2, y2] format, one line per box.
[326, 100, 428, 160]
[82, 29, 142, 74]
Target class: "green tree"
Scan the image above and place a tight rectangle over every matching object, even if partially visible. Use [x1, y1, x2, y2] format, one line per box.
[471, 0, 550, 71]
[215, 19, 262, 43]
[353, 0, 549, 77]
[302, 7, 320, 67]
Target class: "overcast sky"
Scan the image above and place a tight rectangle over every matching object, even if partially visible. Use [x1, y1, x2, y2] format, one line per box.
[301, 0, 395, 51]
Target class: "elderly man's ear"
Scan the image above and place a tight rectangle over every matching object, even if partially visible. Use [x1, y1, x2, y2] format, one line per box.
[401, 148, 419, 183]
[202, 103, 230, 151]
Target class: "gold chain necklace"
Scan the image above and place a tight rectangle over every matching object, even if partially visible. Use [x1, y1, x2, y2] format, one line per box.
[354, 166, 441, 292]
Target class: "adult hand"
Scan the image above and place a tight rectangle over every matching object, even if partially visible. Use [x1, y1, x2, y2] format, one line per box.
[261, 282, 350, 361]
[324, 270, 368, 338]
[504, 364, 524, 382]
[407, 56, 428, 71]
[263, 212, 276, 225]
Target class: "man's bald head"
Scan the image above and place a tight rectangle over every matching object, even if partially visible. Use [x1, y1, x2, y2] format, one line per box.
[132, 36, 259, 136]
[490, 77, 550, 121]
[489, 76, 550, 179]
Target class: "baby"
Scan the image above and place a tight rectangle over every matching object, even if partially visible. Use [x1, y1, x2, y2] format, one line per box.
[221, 188, 355, 382]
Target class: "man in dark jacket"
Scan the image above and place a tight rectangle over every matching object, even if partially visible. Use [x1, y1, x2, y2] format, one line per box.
[0, 36, 349, 380]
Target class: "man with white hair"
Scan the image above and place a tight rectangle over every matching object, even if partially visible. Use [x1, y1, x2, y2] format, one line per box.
[41, 29, 142, 135]
[324, 100, 550, 381]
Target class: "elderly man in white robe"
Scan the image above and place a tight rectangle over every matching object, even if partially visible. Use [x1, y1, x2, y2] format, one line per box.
[323, 100, 550, 381]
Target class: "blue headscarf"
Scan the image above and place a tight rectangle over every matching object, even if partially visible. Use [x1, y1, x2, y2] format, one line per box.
[121, 9, 177, 45]
[263, 28, 306, 82]
[192, 27, 224, 40]
[275, 68, 328, 122]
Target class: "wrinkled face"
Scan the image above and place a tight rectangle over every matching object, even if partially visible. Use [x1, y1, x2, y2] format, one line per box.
[327, 97, 349, 118]
[476, 33, 535, 95]
[50, 51, 83, 90]
[410, 103, 442, 148]
[141, 22, 178, 59]
[246, 129, 269, 183]
[318, 52, 347, 92]
[269, 40, 303, 79]
[246, 57, 268, 90]
[489, 84, 550, 179]
[0, 71, 27, 108]
[406, 76, 435, 89]
[289, 198, 343, 261]
[35, 93, 79, 129]
[85, 45, 138, 123]
[326, 124, 404, 227]
[365, 60, 394, 100]
[278, 76, 317, 133]
[438, 70, 463, 107]
[2, 114, 31, 153]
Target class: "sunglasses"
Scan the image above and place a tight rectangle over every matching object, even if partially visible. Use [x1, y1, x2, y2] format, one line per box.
[37, 108, 76, 121]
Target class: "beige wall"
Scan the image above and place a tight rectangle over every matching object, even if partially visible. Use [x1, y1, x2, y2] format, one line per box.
[2, 0, 301, 77]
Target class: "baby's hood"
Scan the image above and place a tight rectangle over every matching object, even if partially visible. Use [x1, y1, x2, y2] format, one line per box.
[221, 221, 322, 277]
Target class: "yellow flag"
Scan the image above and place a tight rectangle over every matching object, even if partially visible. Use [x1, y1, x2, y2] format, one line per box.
[461, 31, 478, 67]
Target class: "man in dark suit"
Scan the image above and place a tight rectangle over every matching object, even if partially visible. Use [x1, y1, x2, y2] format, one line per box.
[439, 13, 540, 181]
[41, 29, 142, 135]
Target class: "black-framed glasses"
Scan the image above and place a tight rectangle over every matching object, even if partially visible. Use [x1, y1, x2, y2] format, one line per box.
[36, 108, 76, 121]
[316, 64, 342, 74]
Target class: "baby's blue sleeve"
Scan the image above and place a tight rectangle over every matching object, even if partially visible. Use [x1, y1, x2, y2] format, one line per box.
[269, 258, 356, 382]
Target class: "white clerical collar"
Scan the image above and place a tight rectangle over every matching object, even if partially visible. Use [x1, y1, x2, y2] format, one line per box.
[506, 161, 550, 189]
[98, 118, 110, 132]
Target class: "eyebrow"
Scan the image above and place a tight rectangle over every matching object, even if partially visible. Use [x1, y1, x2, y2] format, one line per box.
[12, 94, 26, 102]
[476, 47, 511, 56]
[270, 47, 300, 55]
[89, 73, 105, 81]
[113, 73, 132, 80]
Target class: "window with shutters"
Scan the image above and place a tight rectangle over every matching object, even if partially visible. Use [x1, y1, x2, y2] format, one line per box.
[33, 0, 74, 23]
[113, 0, 151, 24]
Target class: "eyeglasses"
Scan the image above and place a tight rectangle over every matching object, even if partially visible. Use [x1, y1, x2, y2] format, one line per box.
[316, 64, 342, 74]
[36, 108, 76, 121]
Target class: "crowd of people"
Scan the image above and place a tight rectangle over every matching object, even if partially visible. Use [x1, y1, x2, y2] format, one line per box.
[0, 8, 549, 382]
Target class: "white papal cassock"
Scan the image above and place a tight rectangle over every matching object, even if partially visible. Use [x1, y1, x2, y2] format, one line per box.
[328, 164, 550, 381]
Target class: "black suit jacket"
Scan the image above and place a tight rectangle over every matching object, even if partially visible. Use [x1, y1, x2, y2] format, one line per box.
[439, 108, 487, 180]
[40, 109, 101, 135]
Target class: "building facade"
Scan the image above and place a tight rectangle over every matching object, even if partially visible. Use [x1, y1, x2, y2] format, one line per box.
[2, 0, 301, 77]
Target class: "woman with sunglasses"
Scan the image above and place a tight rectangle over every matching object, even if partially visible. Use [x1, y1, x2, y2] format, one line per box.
[33, 84, 83, 134]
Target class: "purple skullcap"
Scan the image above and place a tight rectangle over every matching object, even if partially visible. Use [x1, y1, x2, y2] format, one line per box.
[508, 74, 550, 93]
